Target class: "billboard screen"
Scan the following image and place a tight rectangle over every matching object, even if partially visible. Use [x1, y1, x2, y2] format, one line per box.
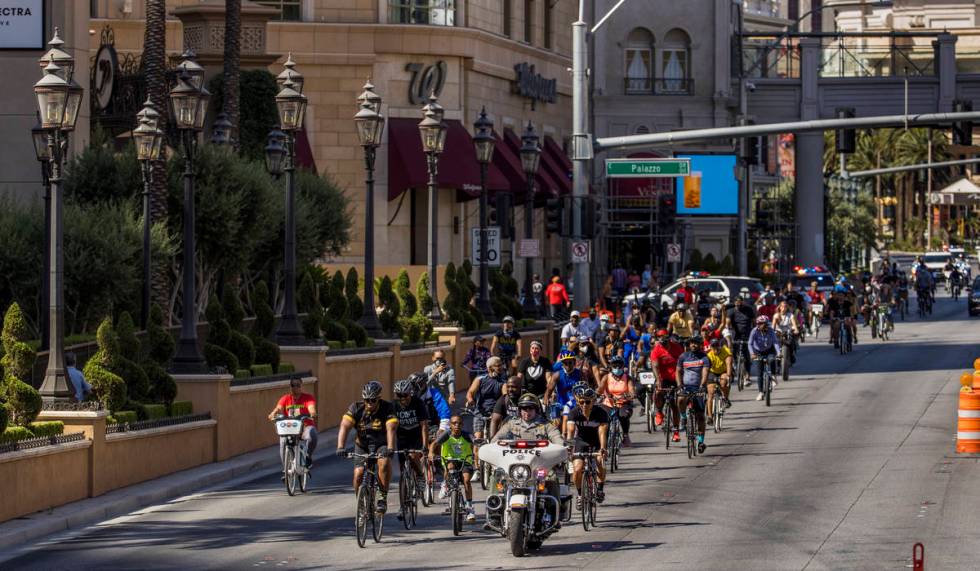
[674, 154, 738, 215]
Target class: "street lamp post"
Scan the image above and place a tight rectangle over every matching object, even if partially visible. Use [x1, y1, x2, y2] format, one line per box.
[472, 107, 496, 322]
[353, 81, 386, 337]
[34, 29, 83, 400]
[169, 66, 210, 374]
[31, 118, 52, 352]
[269, 69, 308, 345]
[134, 99, 164, 329]
[418, 94, 447, 320]
[519, 121, 541, 319]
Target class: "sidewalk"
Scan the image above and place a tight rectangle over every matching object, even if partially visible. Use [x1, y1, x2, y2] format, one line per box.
[0, 426, 339, 550]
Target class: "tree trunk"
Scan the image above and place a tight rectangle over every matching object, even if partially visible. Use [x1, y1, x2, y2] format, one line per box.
[223, 0, 242, 147]
[143, 0, 171, 322]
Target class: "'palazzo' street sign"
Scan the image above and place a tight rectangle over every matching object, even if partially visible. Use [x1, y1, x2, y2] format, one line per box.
[605, 158, 691, 178]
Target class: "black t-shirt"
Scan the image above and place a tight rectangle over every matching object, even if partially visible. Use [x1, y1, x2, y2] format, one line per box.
[475, 374, 506, 415]
[828, 298, 853, 318]
[494, 329, 522, 359]
[654, 311, 670, 329]
[696, 297, 713, 319]
[344, 400, 397, 448]
[518, 356, 553, 397]
[393, 396, 429, 438]
[727, 305, 756, 338]
[567, 406, 610, 449]
[492, 393, 520, 419]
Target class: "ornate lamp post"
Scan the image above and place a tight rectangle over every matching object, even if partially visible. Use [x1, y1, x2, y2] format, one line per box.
[35, 31, 83, 400]
[133, 100, 165, 328]
[264, 129, 287, 177]
[31, 118, 52, 352]
[353, 81, 386, 337]
[270, 66, 308, 345]
[169, 66, 210, 373]
[418, 94, 447, 320]
[472, 107, 496, 322]
[519, 121, 541, 319]
[210, 112, 233, 146]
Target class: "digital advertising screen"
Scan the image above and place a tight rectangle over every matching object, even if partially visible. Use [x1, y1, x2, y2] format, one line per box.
[674, 154, 738, 215]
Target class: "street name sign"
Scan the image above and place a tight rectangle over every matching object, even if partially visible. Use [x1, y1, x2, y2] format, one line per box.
[605, 158, 691, 178]
[470, 226, 501, 267]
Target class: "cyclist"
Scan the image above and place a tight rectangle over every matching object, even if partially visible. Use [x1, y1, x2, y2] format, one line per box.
[423, 349, 457, 405]
[494, 393, 565, 445]
[705, 337, 732, 418]
[561, 311, 585, 345]
[545, 351, 582, 431]
[827, 289, 854, 348]
[695, 289, 714, 325]
[564, 385, 609, 507]
[598, 325, 624, 369]
[772, 300, 800, 367]
[668, 302, 696, 339]
[461, 335, 491, 380]
[428, 415, 477, 523]
[700, 306, 724, 348]
[805, 281, 825, 335]
[465, 356, 506, 458]
[337, 381, 398, 513]
[622, 318, 644, 370]
[517, 340, 552, 399]
[675, 335, 709, 453]
[914, 262, 935, 306]
[651, 329, 684, 442]
[268, 377, 318, 476]
[748, 316, 780, 402]
[598, 355, 635, 447]
[489, 376, 524, 438]
[392, 378, 429, 519]
[490, 316, 522, 371]
[725, 295, 756, 378]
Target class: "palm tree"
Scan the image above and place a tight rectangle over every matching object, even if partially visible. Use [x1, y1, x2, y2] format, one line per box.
[143, 0, 170, 316]
[223, 0, 241, 147]
[895, 128, 949, 246]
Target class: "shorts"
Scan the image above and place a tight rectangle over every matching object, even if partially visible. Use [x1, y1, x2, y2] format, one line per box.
[706, 372, 724, 385]
[472, 413, 490, 435]
[353, 442, 390, 466]
[397, 432, 424, 452]
[442, 459, 475, 475]
[678, 387, 705, 413]
[571, 439, 601, 453]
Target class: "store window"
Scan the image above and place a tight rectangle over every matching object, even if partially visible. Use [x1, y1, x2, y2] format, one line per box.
[255, 0, 302, 21]
[660, 28, 692, 94]
[624, 28, 654, 94]
[504, 0, 512, 37]
[524, 0, 534, 44]
[389, 0, 457, 26]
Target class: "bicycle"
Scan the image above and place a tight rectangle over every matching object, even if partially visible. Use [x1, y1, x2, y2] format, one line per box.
[572, 450, 602, 531]
[708, 377, 724, 433]
[272, 414, 311, 497]
[442, 459, 467, 536]
[876, 305, 892, 341]
[397, 449, 424, 529]
[732, 339, 748, 392]
[638, 371, 658, 434]
[810, 304, 823, 339]
[678, 388, 706, 459]
[776, 332, 794, 381]
[459, 408, 491, 490]
[839, 321, 852, 355]
[346, 450, 387, 547]
[753, 356, 776, 407]
[606, 407, 624, 473]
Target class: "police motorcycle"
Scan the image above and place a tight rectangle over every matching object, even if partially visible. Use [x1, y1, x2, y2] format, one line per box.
[479, 438, 572, 557]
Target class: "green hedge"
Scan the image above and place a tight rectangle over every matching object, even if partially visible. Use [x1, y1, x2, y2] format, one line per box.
[110, 411, 138, 425]
[27, 421, 64, 438]
[277, 362, 295, 374]
[234, 368, 251, 379]
[250, 363, 274, 377]
[327, 340, 343, 350]
[169, 401, 193, 417]
[0, 426, 34, 443]
[144, 404, 168, 420]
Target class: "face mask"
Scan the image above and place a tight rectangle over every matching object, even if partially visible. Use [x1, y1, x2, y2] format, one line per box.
[612, 368, 624, 377]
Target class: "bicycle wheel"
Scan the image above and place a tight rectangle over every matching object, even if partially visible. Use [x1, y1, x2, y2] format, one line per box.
[581, 472, 592, 531]
[372, 488, 384, 543]
[765, 372, 772, 407]
[646, 394, 655, 434]
[686, 413, 695, 459]
[399, 471, 412, 530]
[590, 474, 598, 527]
[781, 352, 790, 381]
[737, 360, 746, 392]
[422, 459, 434, 507]
[712, 393, 722, 433]
[451, 489, 462, 536]
[284, 447, 297, 496]
[664, 405, 672, 449]
[355, 486, 370, 548]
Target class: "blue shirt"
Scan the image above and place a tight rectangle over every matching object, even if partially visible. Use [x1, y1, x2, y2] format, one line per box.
[552, 367, 582, 408]
[748, 327, 780, 356]
[67, 366, 91, 402]
[420, 385, 451, 421]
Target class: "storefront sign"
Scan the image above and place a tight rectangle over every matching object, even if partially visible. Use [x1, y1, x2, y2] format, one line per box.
[0, 0, 43, 49]
[406, 61, 447, 105]
[513, 62, 556, 109]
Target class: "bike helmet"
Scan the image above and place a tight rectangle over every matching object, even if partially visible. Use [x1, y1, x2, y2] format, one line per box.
[689, 335, 703, 346]
[407, 372, 427, 392]
[393, 379, 414, 396]
[558, 350, 576, 362]
[709, 336, 721, 347]
[755, 315, 770, 325]
[656, 329, 669, 338]
[517, 393, 543, 410]
[609, 355, 625, 367]
[362, 380, 383, 400]
[574, 385, 598, 400]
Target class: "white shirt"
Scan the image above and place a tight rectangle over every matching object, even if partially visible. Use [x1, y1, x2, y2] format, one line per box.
[560, 322, 584, 341]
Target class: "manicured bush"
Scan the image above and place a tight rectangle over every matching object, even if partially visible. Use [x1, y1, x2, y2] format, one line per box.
[114, 355, 150, 403]
[344, 340, 357, 349]
[298, 272, 322, 340]
[123, 400, 148, 421]
[253, 337, 281, 373]
[395, 269, 418, 318]
[4, 378, 41, 426]
[144, 361, 177, 405]
[416, 271, 433, 316]
[235, 368, 251, 379]
[204, 343, 239, 375]
[169, 401, 193, 417]
[144, 404, 168, 420]
[115, 311, 141, 362]
[226, 330, 256, 371]
[326, 340, 343, 350]
[321, 317, 348, 344]
[377, 276, 400, 336]
[222, 287, 247, 330]
[2, 304, 39, 421]
[251, 281, 275, 338]
[28, 421, 64, 438]
[0, 426, 33, 443]
[145, 304, 176, 366]
[277, 362, 295, 374]
[250, 364, 274, 377]
[342, 318, 368, 347]
[205, 297, 231, 347]
[110, 411, 138, 425]
[345, 268, 364, 319]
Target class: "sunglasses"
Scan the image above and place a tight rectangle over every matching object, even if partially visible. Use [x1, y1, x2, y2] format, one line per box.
[578, 400, 593, 406]
[364, 398, 378, 404]
[395, 393, 411, 398]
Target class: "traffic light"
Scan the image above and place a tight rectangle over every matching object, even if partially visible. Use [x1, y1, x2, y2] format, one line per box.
[490, 192, 514, 239]
[545, 197, 563, 235]
[738, 120, 759, 166]
[835, 107, 856, 154]
[953, 99, 973, 146]
[581, 198, 599, 239]
[755, 198, 772, 230]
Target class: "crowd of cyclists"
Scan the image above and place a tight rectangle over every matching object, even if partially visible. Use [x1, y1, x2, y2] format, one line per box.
[269, 255, 970, 546]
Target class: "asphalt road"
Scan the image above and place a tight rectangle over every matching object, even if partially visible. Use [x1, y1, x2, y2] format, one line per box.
[6, 292, 980, 570]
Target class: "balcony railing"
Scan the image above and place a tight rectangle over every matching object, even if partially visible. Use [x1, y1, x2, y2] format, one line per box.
[624, 77, 695, 95]
[388, 1, 456, 26]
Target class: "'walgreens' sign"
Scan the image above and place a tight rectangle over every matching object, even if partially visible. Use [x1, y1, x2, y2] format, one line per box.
[0, 0, 43, 49]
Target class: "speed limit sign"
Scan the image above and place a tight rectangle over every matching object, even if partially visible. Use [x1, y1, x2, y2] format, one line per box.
[470, 227, 501, 267]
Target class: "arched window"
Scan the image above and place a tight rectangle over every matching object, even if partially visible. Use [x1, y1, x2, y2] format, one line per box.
[624, 28, 654, 94]
[661, 28, 691, 94]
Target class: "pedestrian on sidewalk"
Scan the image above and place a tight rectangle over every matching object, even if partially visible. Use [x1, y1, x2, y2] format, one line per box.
[65, 353, 92, 402]
[545, 276, 570, 318]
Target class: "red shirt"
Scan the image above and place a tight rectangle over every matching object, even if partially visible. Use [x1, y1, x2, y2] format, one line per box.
[676, 286, 696, 305]
[808, 289, 824, 304]
[277, 393, 316, 426]
[651, 341, 684, 383]
[758, 304, 777, 321]
[545, 282, 570, 305]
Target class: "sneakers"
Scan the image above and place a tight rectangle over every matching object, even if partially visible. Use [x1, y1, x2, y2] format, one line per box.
[756, 392, 764, 401]
[466, 508, 477, 523]
[655, 411, 664, 426]
[698, 441, 707, 454]
[596, 488, 605, 503]
[638, 407, 646, 417]
[724, 398, 732, 409]
[771, 378, 778, 388]
[622, 436, 632, 448]
[377, 496, 388, 513]
[438, 482, 448, 499]
[671, 431, 681, 442]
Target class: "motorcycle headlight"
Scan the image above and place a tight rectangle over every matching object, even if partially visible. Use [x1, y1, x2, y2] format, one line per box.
[509, 464, 531, 483]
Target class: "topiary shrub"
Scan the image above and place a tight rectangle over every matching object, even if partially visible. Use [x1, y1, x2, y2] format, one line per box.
[110, 411, 137, 425]
[326, 340, 343, 350]
[399, 316, 422, 343]
[377, 276, 401, 336]
[144, 404, 168, 420]
[226, 330, 256, 371]
[395, 269, 418, 318]
[234, 368, 250, 379]
[122, 399, 148, 421]
[116, 311, 142, 362]
[205, 297, 231, 348]
[144, 361, 177, 405]
[204, 343, 239, 374]
[250, 363, 274, 377]
[169, 400, 193, 417]
[28, 420, 64, 438]
[1, 303, 36, 386]
[146, 304, 176, 366]
[4, 379, 42, 426]
[277, 362, 295, 374]
[342, 318, 368, 347]
[345, 268, 364, 319]
[222, 287, 247, 330]
[298, 272, 322, 340]
[416, 271, 434, 316]
[252, 281, 275, 338]
[83, 318, 128, 412]
[113, 355, 150, 403]
[253, 337, 281, 373]
[321, 317, 348, 344]
[0, 426, 33, 444]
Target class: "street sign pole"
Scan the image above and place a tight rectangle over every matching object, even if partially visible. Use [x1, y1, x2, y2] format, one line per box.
[571, 8, 589, 308]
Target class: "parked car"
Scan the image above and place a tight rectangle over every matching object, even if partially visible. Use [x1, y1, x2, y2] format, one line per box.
[622, 275, 765, 309]
[969, 276, 980, 317]
[789, 265, 836, 293]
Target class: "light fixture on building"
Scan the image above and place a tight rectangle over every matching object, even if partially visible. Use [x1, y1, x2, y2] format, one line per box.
[276, 53, 304, 94]
[472, 107, 496, 322]
[275, 79, 307, 132]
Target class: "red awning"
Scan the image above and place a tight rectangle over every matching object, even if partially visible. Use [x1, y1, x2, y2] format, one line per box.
[491, 131, 526, 195]
[295, 128, 317, 174]
[503, 128, 559, 199]
[387, 118, 509, 201]
[541, 136, 572, 195]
